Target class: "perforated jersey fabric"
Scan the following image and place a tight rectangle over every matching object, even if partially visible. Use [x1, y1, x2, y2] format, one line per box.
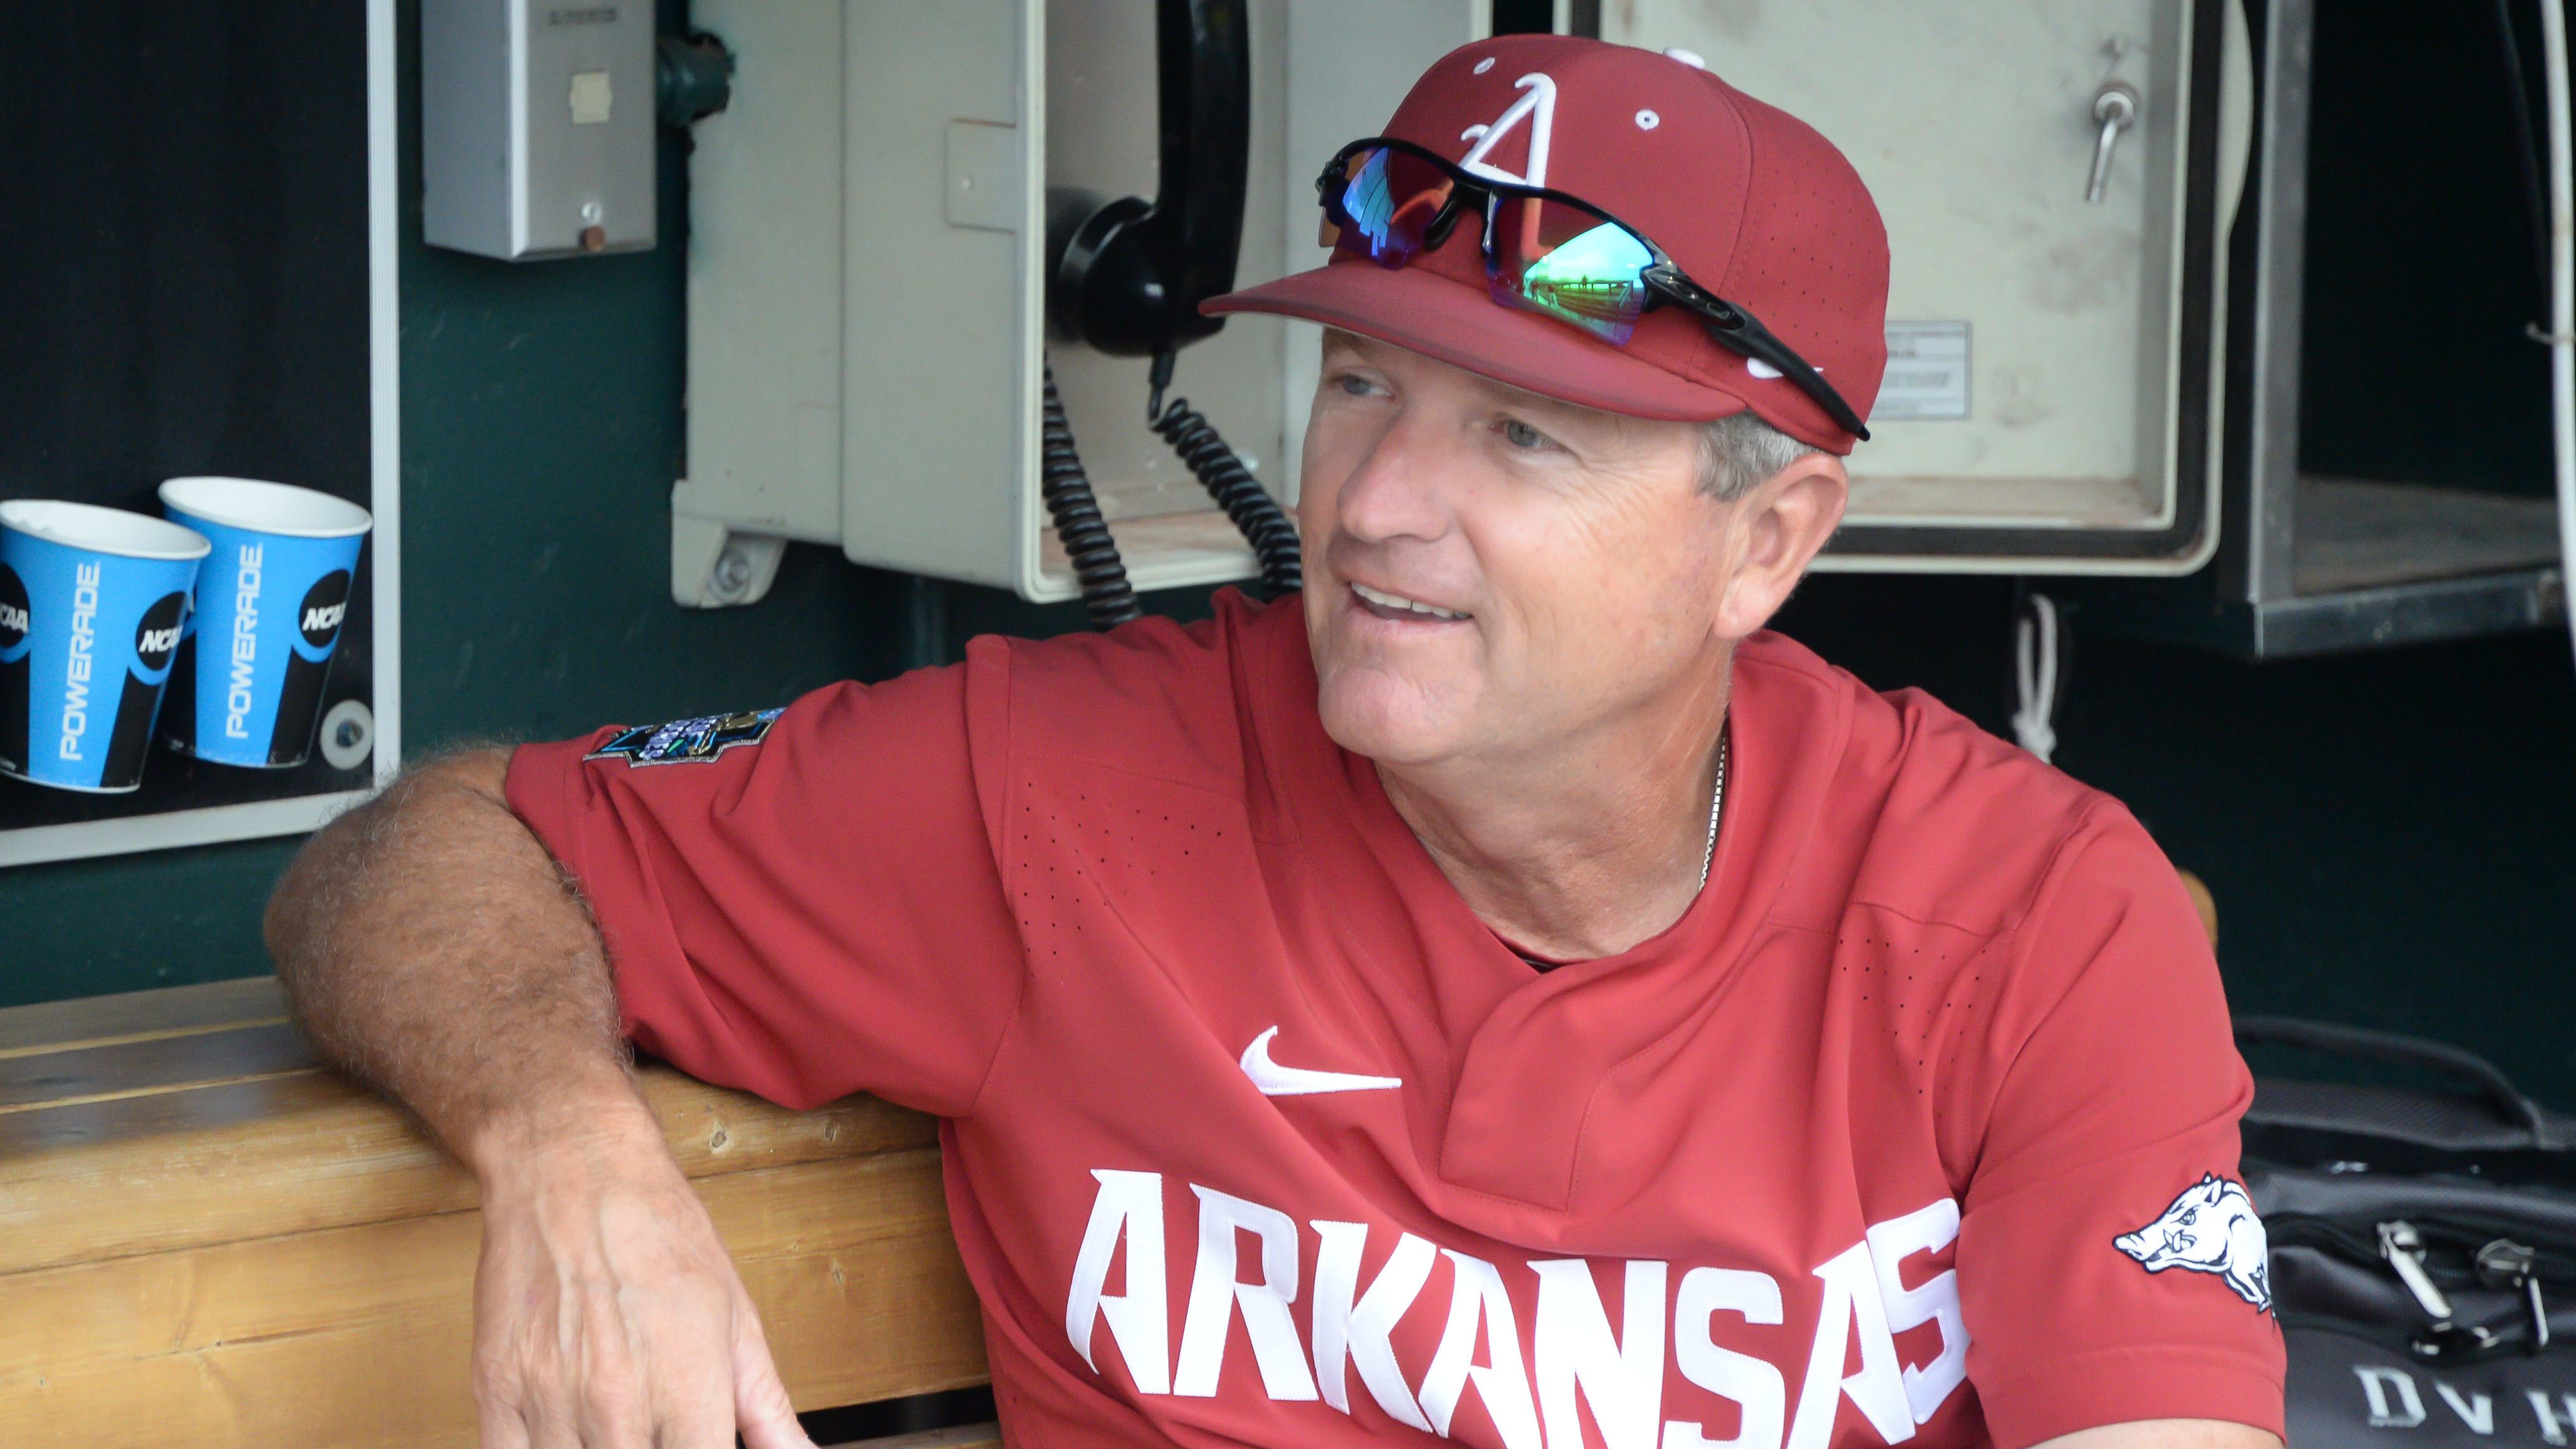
[506, 589, 2284, 1449]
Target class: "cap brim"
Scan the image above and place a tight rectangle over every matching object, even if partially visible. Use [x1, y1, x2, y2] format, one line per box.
[1205, 261, 1751, 424]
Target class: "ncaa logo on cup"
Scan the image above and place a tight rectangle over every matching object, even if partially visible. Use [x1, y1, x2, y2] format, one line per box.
[134, 593, 187, 672]
[0, 561, 27, 651]
[298, 570, 352, 651]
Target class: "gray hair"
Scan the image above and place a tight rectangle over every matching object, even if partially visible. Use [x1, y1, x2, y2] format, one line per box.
[1698, 411, 1820, 500]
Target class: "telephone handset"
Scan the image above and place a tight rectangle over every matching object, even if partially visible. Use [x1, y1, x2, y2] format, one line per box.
[1040, 0, 1300, 629]
[1048, 0, 1249, 356]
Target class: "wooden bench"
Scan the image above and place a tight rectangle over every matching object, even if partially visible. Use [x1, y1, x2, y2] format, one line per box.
[0, 978, 993, 1447]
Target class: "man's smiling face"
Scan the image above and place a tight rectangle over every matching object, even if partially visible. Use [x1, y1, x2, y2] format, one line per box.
[1297, 329, 1745, 770]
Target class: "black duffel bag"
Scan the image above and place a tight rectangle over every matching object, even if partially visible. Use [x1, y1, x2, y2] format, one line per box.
[2239, 1016, 2576, 1447]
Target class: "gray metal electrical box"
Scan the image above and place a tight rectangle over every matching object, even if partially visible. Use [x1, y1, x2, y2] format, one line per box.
[422, 0, 657, 261]
[1610, 0, 2250, 574]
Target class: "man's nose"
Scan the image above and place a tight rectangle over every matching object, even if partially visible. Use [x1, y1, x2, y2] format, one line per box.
[1333, 408, 1460, 546]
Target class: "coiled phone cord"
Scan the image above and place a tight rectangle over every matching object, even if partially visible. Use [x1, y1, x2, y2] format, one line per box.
[1148, 399, 1302, 596]
[1148, 351, 1303, 597]
[1040, 361, 1145, 629]
[1039, 352, 1304, 633]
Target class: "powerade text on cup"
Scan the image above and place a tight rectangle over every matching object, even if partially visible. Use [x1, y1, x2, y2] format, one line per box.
[0, 500, 210, 793]
[159, 477, 371, 769]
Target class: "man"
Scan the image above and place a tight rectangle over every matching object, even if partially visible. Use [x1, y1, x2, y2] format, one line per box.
[269, 36, 2284, 1449]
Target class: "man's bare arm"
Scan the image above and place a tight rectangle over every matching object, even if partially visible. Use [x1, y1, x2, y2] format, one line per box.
[265, 749, 811, 1449]
[266, 747, 633, 1161]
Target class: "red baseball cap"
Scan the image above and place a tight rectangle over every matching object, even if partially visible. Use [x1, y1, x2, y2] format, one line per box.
[1205, 35, 1889, 454]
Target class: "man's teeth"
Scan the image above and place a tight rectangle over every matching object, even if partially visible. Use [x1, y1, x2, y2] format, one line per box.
[1352, 582, 1469, 620]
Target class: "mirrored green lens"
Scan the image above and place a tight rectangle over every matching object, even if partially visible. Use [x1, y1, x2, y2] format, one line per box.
[1504, 220, 1652, 342]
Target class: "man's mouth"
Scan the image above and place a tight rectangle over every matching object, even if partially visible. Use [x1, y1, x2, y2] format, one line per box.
[1349, 581, 1471, 622]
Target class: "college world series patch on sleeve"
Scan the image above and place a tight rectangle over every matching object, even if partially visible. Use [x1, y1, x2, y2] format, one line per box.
[585, 708, 784, 767]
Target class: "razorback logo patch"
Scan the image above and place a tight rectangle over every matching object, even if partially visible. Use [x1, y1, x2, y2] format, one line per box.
[2115, 1173, 2272, 1312]
[586, 708, 783, 767]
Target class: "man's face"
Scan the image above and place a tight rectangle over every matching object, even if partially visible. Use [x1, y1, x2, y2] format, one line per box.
[1298, 331, 1740, 768]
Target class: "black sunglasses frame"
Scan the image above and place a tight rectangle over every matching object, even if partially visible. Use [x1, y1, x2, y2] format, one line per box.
[1317, 136, 1869, 442]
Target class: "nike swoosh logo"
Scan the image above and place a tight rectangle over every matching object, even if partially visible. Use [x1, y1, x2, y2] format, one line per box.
[1239, 1026, 1402, 1097]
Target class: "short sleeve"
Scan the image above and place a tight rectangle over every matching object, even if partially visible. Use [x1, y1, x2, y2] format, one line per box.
[1954, 816, 2287, 1448]
[503, 654, 1026, 1117]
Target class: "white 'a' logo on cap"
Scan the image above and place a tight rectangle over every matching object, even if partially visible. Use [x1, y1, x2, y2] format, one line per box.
[1457, 73, 1558, 188]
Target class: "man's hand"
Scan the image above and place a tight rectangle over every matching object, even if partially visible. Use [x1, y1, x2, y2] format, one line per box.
[468, 1097, 815, 1449]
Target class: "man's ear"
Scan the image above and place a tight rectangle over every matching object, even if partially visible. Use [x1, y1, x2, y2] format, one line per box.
[1713, 452, 1849, 641]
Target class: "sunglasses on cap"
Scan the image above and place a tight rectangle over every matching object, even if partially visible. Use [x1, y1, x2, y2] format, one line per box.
[1315, 137, 1869, 442]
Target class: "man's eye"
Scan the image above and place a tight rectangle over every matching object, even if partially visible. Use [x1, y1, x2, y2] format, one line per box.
[1502, 419, 1553, 450]
[1332, 373, 1377, 397]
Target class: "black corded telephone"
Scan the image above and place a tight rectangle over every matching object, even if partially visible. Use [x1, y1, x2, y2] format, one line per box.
[1040, 0, 1302, 629]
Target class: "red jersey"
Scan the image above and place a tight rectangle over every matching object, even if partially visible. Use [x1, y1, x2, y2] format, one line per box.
[506, 591, 2284, 1449]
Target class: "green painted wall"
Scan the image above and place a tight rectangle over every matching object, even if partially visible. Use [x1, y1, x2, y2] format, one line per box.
[6, 2, 2574, 1116]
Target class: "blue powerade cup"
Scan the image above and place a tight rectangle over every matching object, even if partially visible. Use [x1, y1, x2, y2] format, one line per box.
[159, 477, 372, 769]
[0, 500, 211, 792]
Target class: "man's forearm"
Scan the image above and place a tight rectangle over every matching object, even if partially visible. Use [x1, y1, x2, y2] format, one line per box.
[265, 747, 648, 1172]
[268, 749, 813, 1448]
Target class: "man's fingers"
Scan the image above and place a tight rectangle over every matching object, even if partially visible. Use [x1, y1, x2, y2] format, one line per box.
[475, 1394, 535, 1449]
[521, 1394, 587, 1449]
[655, 1390, 740, 1449]
[643, 1327, 747, 1449]
[732, 1307, 816, 1449]
[576, 1362, 659, 1449]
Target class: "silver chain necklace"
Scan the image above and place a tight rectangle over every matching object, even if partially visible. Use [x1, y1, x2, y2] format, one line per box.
[1697, 724, 1730, 891]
